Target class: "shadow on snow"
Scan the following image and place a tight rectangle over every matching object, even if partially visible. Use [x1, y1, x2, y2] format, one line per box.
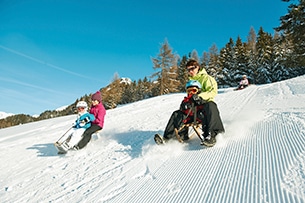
[27, 130, 206, 158]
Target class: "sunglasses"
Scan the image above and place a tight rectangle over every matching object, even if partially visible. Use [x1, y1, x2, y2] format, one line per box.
[77, 107, 85, 110]
[187, 87, 199, 94]
[187, 66, 197, 72]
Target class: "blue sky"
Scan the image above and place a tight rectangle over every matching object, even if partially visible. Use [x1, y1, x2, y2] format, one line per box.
[0, 0, 288, 115]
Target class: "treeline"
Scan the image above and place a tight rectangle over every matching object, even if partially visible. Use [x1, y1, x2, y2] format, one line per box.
[0, 0, 304, 129]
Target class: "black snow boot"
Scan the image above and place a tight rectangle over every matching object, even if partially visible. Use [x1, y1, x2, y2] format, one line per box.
[201, 132, 217, 147]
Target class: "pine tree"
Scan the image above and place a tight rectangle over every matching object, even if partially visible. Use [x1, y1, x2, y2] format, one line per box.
[151, 39, 178, 95]
[245, 27, 257, 84]
[190, 50, 200, 63]
[201, 51, 209, 70]
[234, 36, 248, 83]
[272, 32, 290, 82]
[207, 44, 220, 79]
[219, 38, 235, 87]
[177, 55, 189, 92]
[276, 0, 305, 69]
[256, 27, 273, 84]
[120, 81, 136, 104]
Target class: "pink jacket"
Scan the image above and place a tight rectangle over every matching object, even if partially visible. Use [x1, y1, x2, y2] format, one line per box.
[89, 103, 106, 128]
[240, 78, 249, 86]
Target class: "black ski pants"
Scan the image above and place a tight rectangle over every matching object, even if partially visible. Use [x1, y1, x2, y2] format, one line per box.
[202, 101, 225, 135]
[163, 101, 224, 139]
[163, 110, 188, 140]
[76, 124, 102, 149]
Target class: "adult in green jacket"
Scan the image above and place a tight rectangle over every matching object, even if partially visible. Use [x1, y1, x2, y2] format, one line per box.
[189, 67, 217, 102]
[186, 59, 225, 146]
[156, 59, 224, 147]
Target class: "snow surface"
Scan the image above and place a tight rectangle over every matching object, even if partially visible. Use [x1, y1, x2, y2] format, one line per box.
[56, 105, 69, 112]
[1, 76, 305, 203]
[0, 111, 13, 119]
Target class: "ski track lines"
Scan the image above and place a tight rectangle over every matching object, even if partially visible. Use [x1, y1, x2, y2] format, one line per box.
[106, 117, 305, 202]
[217, 86, 258, 122]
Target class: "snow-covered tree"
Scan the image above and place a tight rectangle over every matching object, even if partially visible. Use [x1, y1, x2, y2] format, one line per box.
[256, 27, 273, 84]
[276, 0, 305, 70]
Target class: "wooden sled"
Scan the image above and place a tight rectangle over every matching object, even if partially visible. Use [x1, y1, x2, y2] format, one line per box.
[174, 103, 205, 144]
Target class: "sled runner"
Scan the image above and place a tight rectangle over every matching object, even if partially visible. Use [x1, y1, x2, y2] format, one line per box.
[54, 126, 83, 154]
[54, 141, 69, 154]
[54, 127, 103, 154]
[155, 103, 212, 146]
[91, 130, 102, 141]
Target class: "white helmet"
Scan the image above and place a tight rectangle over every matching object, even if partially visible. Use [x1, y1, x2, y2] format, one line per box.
[76, 101, 88, 110]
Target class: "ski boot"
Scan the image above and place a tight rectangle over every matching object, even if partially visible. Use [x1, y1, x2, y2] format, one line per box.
[154, 134, 166, 145]
[201, 132, 217, 147]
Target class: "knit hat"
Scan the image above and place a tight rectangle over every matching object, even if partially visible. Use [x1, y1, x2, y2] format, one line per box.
[91, 91, 102, 102]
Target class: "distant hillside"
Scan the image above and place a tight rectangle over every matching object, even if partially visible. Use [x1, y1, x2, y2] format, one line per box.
[0, 77, 157, 129]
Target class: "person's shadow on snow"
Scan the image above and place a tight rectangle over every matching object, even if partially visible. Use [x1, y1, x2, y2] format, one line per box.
[27, 143, 59, 157]
[110, 130, 155, 158]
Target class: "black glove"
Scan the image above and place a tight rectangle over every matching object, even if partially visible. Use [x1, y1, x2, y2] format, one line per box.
[180, 101, 191, 110]
[191, 94, 206, 105]
[83, 117, 90, 123]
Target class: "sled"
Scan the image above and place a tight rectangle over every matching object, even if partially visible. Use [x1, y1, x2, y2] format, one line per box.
[174, 103, 205, 144]
[234, 84, 250, 91]
[154, 103, 205, 145]
[54, 126, 83, 154]
[154, 102, 217, 146]
[154, 121, 205, 145]
[176, 100, 218, 147]
[174, 122, 204, 143]
[55, 127, 103, 154]
[91, 130, 102, 141]
[54, 141, 69, 154]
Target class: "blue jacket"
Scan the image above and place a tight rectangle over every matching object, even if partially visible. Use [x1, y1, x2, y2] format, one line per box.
[74, 112, 95, 129]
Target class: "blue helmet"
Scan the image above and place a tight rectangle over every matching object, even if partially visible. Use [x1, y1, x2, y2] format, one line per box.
[185, 80, 202, 89]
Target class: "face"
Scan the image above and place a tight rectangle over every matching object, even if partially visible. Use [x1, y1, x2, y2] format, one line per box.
[186, 65, 199, 77]
[186, 87, 199, 95]
[91, 100, 99, 106]
[77, 107, 85, 113]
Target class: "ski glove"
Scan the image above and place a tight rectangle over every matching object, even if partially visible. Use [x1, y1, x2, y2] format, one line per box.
[83, 117, 90, 123]
[180, 101, 191, 110]
[191, 94, 206, 105]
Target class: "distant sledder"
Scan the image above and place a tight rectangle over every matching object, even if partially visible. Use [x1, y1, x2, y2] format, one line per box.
[55, 101, 95, 154]
[154, 59, 225, 147]
[235, 75, 249, 91]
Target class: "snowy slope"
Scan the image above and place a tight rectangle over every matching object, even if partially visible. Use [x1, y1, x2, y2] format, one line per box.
[1, 76, 305, 203]
[0, 111, 13, 119]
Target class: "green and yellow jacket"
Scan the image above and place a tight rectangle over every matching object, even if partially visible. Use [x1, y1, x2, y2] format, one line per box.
[189, 69, 218, 102]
